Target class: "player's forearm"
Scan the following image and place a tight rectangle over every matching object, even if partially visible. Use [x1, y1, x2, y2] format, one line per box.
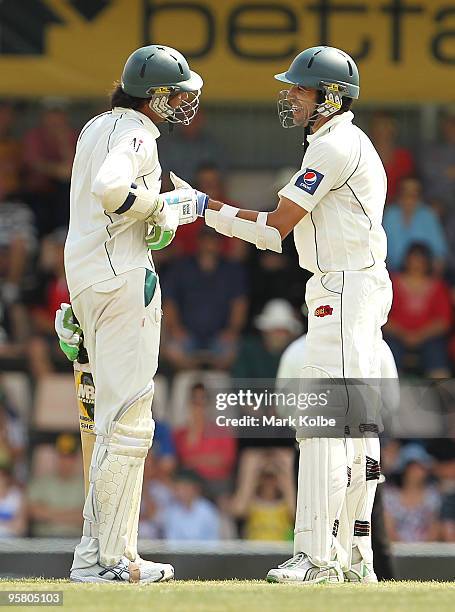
[208, 199, 259, 222]
[207, 198, 298, 239]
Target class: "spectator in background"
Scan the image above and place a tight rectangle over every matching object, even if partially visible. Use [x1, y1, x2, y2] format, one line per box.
[0, 170, 35, 365]
[26, 228, 72, 378]
[139, 441, 177, 540]
[173, 163, 240, 258]
[369, 111, 415, 202]
[233, 299, 302, 379]
[230, 466, 294, 541]
[383, 444, 441, 542]
[230, 299, 300, 535]
[426, 417, 455, 542]
[443, 215, 455, 289]
[23, 101, 77, 235]
[0, 383, 26, 480]
[247, 250, 308, 324]
[0, 173, 37, 306]
[163, 469, 220, 541]
[0, 102, 22, 197]
[420, 107, 455, 216]
[162, 227, 248, 370]
[158, 109, 226, 187]
[384, 243, 452, 378]
[174, 383, 237, 498]
[383, 177, 447, 273]
[28, 433, 84, 537]
[0, 461, 26, 538]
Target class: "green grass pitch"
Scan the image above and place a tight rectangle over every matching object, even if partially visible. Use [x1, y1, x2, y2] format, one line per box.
[0, 579, 454, 612]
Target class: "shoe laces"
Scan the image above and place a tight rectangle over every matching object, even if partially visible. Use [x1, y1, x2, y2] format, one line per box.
[278, 552, 307, 569]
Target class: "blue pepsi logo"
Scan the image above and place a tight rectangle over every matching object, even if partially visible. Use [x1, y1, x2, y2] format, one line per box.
[295, 168, 324, 195]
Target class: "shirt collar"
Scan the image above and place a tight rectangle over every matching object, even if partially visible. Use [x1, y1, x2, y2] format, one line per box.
[306, 110, 354, 144]
[112, 107, 161, 139]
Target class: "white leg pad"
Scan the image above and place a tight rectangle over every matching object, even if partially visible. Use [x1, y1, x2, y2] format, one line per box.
[124, 462, 146, 562]
[82, 382, 155, 567]
[294, 437, 351, 567]
[336, 436, 380, 570]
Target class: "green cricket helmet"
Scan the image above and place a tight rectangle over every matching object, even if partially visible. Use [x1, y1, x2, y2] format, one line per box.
[274, 46, 359, 128]
[121, 45, 203, 125]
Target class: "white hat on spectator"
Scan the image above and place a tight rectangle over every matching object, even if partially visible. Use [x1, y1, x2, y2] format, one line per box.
[255, 299, 303, 335]
[396, 443, 433, 471]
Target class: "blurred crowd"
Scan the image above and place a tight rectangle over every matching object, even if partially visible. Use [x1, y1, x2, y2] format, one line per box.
[0, 99, 455, 543]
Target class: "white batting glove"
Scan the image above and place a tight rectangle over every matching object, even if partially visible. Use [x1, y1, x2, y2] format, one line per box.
[153, 188, 198, 226]
[170, 172, 209, 218]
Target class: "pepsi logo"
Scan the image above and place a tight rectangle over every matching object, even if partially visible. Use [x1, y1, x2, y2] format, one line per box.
[295, 168, 324, 194]
[303, 171, 317, 186]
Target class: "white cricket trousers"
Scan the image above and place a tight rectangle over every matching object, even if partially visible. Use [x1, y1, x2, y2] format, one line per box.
[71, 268, 161, 436]
[71, 267, 161, 569]
[294, 265, 392, 566]
[303, 265, 392, 380]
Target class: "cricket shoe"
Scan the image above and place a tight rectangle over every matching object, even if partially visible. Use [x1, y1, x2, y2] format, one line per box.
[343, 547, 378, 583]
[70, 556, 173, 583]
[133, 556, 174, 582]
[266, 552, 344, 584]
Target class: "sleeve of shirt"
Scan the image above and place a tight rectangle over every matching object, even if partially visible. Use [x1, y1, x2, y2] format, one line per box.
[91, 129, 158, 210]
[278, 139, 348, 213]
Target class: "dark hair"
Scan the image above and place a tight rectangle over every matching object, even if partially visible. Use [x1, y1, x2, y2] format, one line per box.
[402, 242, 433, 275]
[398, 174, 422, 185]
[110, 82, 148, 111]
[191, 382, 206, 394]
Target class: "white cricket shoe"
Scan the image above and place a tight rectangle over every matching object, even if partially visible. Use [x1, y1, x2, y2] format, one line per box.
[134, 556, 174, 582]
[267, 552, 344, 584]
[343, 547, 378, 583]
[70, 556, 174, 583]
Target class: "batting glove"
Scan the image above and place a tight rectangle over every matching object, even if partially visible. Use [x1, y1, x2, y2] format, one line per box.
[170, 171, 209, 217]
[55, 303, 82, 361]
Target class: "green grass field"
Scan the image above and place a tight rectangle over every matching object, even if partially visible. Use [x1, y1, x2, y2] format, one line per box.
[0, 580, 454, 612]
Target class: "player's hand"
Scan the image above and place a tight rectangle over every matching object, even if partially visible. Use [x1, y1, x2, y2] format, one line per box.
[170, 171, 208, 218]
[55, 303, 82, 361]
[153, 188, 198, 226]
[146, 221, 177, 250]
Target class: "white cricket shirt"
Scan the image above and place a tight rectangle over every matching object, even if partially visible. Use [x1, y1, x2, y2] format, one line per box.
[278, 111, 387, 274]
[65, 107, 161, 299]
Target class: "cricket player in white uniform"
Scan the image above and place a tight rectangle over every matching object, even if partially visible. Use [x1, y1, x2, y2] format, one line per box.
[60, 45, 207, 583]
[170, 46, 393, 583]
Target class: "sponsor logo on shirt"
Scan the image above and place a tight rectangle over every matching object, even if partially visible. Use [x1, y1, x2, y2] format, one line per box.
[315, 305, 333, 317]
[295, 168, 324, 195]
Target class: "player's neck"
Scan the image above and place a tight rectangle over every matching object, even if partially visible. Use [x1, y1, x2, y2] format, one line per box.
[311, 115, 331, 133]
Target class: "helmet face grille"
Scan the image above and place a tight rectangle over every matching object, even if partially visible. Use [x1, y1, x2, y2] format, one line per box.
[167, 91, 201, 125]
[277, 85, 343, 129]
[277, 89, 319, 128]
[149, 89, 201, 125]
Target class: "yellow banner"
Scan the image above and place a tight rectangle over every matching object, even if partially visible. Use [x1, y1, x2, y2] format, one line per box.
[0, 0, 454, 102]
